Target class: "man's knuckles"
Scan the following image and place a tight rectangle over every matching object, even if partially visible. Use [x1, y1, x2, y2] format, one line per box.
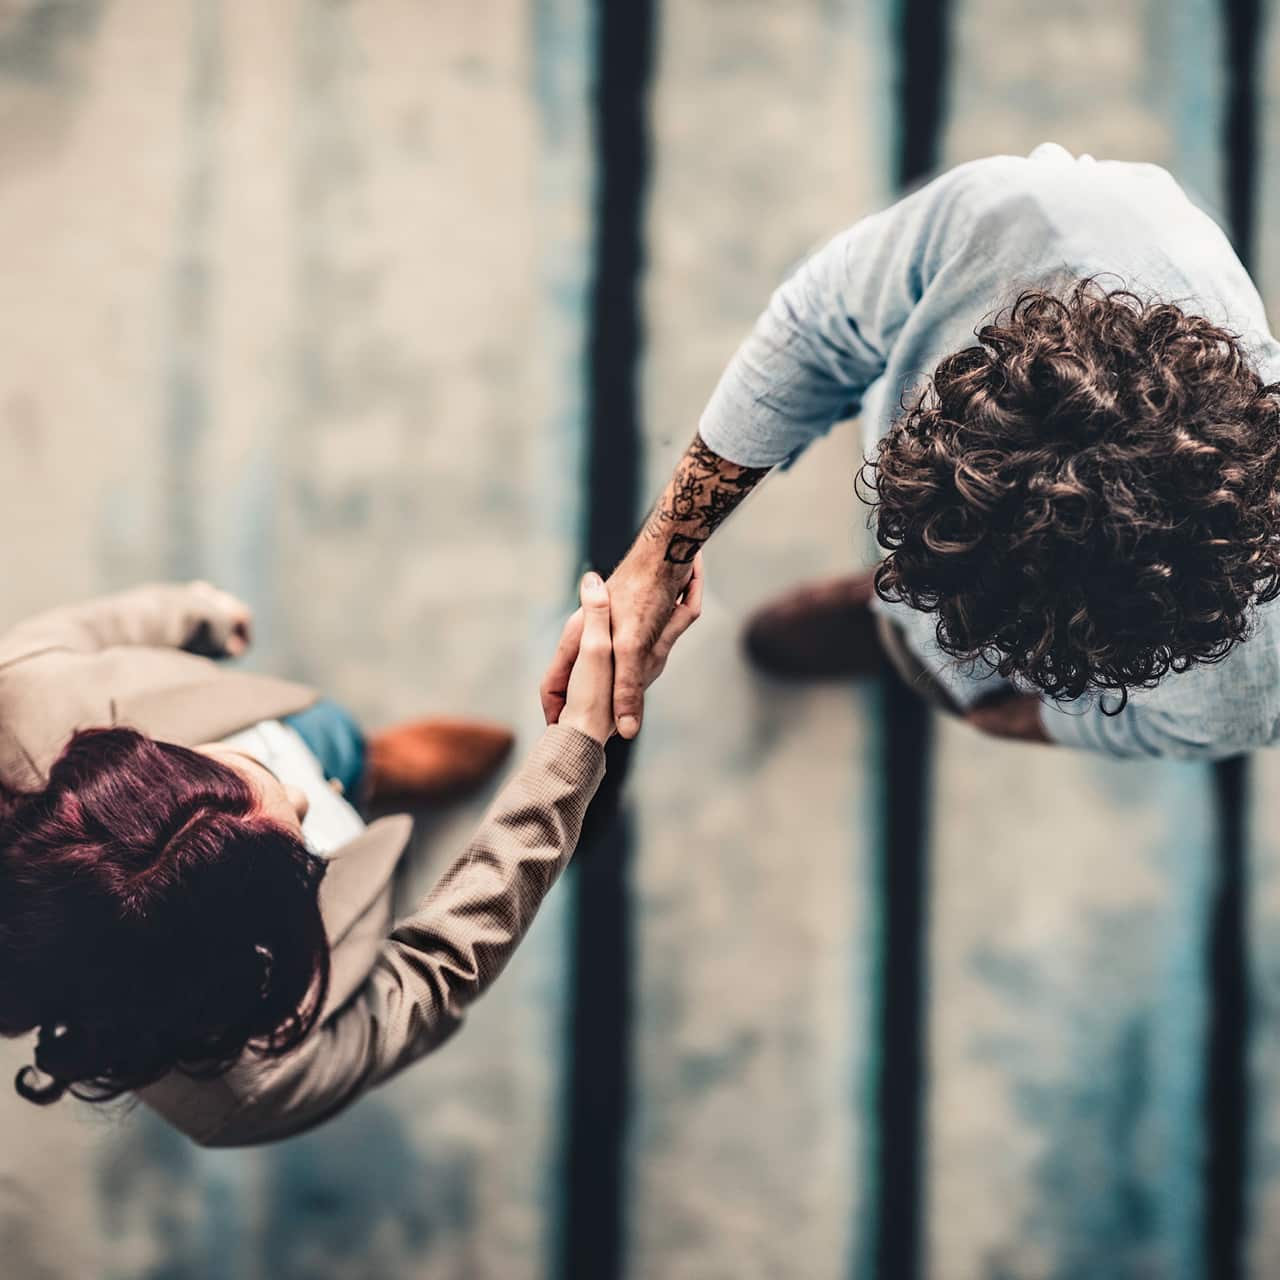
[614, 634, 645, 660]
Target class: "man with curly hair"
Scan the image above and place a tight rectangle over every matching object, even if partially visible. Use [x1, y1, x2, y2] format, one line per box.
[542, 143, 1280, 757]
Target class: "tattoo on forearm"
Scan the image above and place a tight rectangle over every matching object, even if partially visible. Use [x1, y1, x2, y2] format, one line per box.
[642, 434, 770, 564]
[664, 534, 703, 564]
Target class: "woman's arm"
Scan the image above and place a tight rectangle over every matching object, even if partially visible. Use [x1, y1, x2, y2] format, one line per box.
[193, 722, 605, 1146]
[0, 581, 252, 661]
[189, 574, 630, 1147]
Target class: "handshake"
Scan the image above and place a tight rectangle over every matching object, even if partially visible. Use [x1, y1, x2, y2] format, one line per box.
[542, 552, 705, 745]
[180, 546, 706, 749]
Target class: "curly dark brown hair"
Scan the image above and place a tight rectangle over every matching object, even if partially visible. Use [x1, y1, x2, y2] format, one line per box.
[869, 280, 1280, 707]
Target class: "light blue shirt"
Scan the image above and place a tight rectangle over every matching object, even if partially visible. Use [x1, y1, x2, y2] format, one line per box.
[699, 143, 1280, 759]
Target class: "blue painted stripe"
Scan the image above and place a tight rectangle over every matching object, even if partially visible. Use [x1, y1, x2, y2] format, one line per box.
[532, 0, 599, 1275]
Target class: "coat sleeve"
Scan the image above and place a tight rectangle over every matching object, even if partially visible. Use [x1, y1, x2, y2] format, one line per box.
[198, 724, 606, 1147]
[0, 582, 243, 660]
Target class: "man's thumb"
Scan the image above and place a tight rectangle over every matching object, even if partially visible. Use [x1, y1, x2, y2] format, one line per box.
[613, 672, 642, 739]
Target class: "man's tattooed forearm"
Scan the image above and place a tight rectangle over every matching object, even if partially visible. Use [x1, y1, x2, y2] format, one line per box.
[642, 434, 770, 563]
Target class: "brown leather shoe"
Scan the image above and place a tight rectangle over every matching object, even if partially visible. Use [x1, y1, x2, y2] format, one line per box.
[742, 569, 884, 679]
[366, 718, 515, 805]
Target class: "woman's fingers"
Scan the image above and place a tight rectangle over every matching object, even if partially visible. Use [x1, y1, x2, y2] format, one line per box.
[224, 607, 252, 657]
[191, 581, 255, 657]
[680, 551, 704, 614]
[578, 572, 612, 659]
[558, 574, 615, 743]
[540, 608, 584, 723]
[656, 550, 704, 653]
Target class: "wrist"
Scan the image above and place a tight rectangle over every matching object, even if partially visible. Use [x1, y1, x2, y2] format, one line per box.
[620, 533, 694, 587]
[558, 709, 611, 746]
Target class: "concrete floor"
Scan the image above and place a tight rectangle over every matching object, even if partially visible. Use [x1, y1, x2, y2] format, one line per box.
[2, 1, 1280, 1277]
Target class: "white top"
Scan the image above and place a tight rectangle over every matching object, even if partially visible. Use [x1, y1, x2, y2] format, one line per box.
[221, 719, 366, 857]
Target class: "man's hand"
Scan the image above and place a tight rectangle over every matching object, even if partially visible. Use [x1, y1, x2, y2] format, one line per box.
[541, 432, 768, 739]
[541, 553, 703, 737]
[964, 691, 1051, 744]
[608, 551, 704, 735]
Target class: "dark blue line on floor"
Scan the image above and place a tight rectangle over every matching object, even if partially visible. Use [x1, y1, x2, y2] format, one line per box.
[872, 0, 952, 1276]
[1204, 4, 1260, 1272]
[560, 0, 654, 1275]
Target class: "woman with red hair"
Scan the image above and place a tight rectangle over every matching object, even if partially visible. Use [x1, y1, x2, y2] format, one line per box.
[0, 568, 701, 1144]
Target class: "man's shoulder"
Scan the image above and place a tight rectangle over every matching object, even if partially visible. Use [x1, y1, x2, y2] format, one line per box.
[922, 147, 1069, 208]
[1132, 601, 1280, 727]
[891, 148, 1083, 274]
[926, 145, 1182, 235]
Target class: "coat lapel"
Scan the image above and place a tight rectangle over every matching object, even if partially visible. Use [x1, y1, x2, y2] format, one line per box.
[318, 814, 414, 1017]
[119, 666, 317, 748]
[319, 814, 413, 946]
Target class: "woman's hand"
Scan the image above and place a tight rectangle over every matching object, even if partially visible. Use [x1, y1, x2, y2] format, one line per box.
[558, 573, 616, 745]
[541, 552, 704, 736]
[184, 581, 254, 658]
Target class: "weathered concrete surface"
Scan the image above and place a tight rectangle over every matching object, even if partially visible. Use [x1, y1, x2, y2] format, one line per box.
[625, 4, 888, 1273]
[0, 2, 592, 1277]
[0, 1, 1270, 1278]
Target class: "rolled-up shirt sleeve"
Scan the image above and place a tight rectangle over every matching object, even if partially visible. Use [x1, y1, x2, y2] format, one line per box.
[698, 165, 979, 469]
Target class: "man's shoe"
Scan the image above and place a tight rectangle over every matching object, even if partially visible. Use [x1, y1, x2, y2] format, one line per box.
[742, 569, 884, 679]
[366, 718, 516, 805]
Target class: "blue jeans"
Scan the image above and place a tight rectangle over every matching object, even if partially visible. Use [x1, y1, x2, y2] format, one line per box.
[283, 699, 367, 798]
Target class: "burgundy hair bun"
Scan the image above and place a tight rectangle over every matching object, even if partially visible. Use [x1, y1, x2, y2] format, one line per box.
[0, 727, 330, 1105]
